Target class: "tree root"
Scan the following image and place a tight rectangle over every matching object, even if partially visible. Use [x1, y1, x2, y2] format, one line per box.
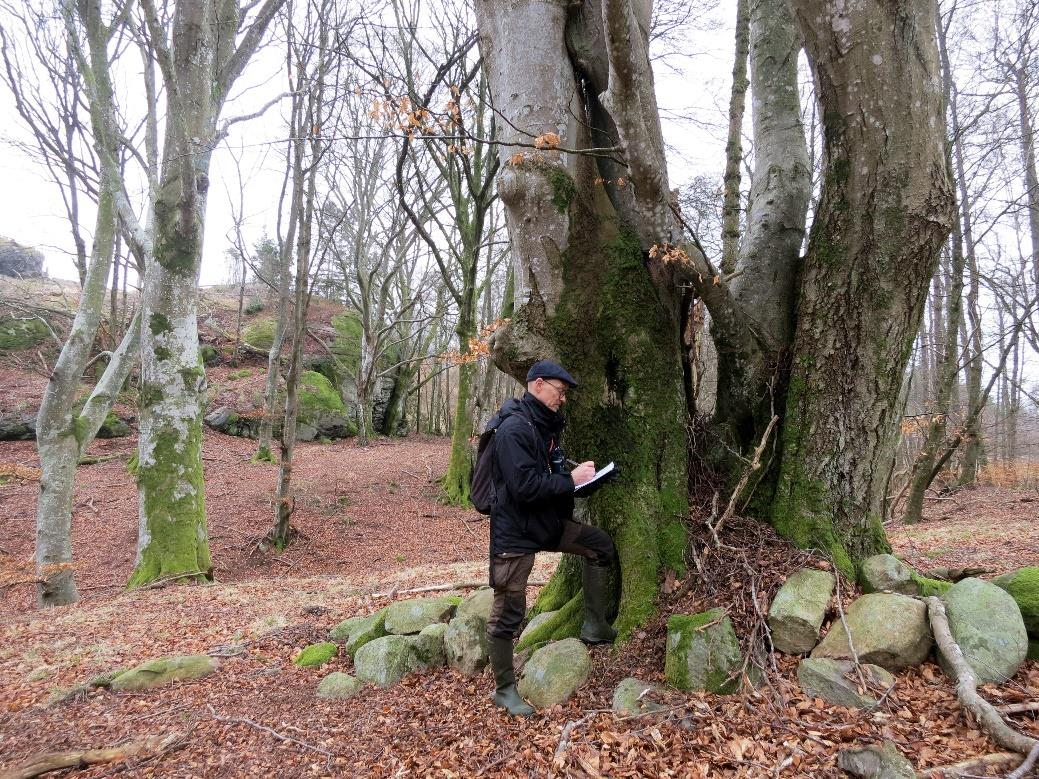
[924, 596, 1037, 757]
[1, 732, 181, 779]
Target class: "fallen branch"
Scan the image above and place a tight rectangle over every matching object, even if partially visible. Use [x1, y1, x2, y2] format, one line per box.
[553, 712, 596, 768]
[77, 453, 127, 466]
[998, 702, 1039, 716]
[924, 596, 1038, 757]
[206, 705, 335, 758]
[913, 752, 1021, 778]
[370, 580, 548, 598]
[1007, 742, 1039, 779]
[709, 415, 778, 542]
[1, 733, 181, 779]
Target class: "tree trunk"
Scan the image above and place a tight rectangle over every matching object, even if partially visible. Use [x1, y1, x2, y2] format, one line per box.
[478, 0, 689, 640]
[720, 0, 750, 275]
[903, 18, 966, 525]
[773, 0, 955, 574]
[131, 0, 284, 587]
[712, 0, 810, 482]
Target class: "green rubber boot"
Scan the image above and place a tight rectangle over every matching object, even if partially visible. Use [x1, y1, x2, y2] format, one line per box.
[488, 635, 535, 716]
[580, 564, 618, 644]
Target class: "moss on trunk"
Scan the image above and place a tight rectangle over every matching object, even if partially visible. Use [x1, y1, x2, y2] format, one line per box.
[441, 360, 475, 506]
[127, 417, 211, 588]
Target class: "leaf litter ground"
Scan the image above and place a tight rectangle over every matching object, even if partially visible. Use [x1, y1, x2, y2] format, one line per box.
[0, 433, 1037, 777]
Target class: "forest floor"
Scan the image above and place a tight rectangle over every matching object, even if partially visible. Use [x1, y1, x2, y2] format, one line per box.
[1, 431, 1038, 777]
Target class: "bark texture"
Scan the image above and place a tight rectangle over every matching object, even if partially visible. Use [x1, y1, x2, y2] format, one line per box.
[773, 0, 955, 573]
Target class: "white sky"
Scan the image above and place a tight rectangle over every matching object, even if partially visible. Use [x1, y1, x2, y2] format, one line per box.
[0, 2, 737, 286]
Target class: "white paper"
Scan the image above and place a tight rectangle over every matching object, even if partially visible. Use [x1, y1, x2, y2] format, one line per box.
[574, 461, 615, 493]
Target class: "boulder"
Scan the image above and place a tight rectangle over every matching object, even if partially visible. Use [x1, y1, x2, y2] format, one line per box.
[329, 614, 365, 642]
[837, 742, 915, 779]
[317, 672, 365, 700]
[518, 610, 558, 643]
[408, 623, 448, 669]
[811, 594, 931, 671]
[767, 568, 835, 654]
[796, 658, 894, 709]
[0, 316, 49, 351]
[352, 635, 419, 687]
[612, 677, 665, 716]
[665, 609, 742, 694]
[456, 588, 495, 623]
[992, 567, 1039, 637]
[294, 642, 338, 667]
[385, 596, 457, 635]
[517, 639, 591, 708]
[95, 412, 131, 439]
[444, 613, 489, 675]
[0, 237, 45, 277]
[339, 609, 388, 657]
[941, 577, 1027, 684]
[859, 554, 918, 595]
[110, 655, 216, 691]
[0, 411, 35, 441]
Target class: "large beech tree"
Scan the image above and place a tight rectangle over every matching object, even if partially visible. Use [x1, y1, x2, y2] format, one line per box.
[476, 0, 953, 641]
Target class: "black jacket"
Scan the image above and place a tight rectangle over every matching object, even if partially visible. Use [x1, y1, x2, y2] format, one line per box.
[488, 392, 574, 554]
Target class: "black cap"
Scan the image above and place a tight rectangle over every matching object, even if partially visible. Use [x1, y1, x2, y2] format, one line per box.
[526, 360, 578, 387]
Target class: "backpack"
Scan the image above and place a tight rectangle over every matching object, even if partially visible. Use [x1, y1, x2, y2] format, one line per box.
[470, 407, 535, 515]
[470, 423, 501, 515]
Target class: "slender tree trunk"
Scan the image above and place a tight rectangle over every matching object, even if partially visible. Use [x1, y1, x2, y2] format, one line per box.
[712, 0, 810, 482]
[773, 0, 954, 574]
[1014, 64, 1039, 290]
[131, 0, 284, 586]
[720, 0, 750, 275]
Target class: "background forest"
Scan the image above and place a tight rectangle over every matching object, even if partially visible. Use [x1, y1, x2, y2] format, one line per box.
[0, 0, 1038, 775]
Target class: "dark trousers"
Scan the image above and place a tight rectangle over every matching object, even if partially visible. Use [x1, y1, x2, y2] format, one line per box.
[486, 521, 614, 639]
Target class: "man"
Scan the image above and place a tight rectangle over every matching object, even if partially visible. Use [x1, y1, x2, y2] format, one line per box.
[484, 360, 616, 717]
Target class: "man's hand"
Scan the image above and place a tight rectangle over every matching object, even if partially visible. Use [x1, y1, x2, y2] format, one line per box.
[570, 461, 596, 486]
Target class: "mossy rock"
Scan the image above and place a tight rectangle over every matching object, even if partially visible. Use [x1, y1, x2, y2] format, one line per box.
[767, 568, 835, 654]
[859, 554, 916, 595]
[110, 655, 216, 691]
[96, 411, 130, 439]
[0, 316, 49, 351]
[992, 567, 1039, 637]
[456, 588, 494, 623]
[200, 344, 220, 365]
[444, 613, 489, 675]
[337, 609, 388, 657]
[353, 635, 419, 687]
[294, 642, 339, 668]
[910, 572, 953, 597]
[243, 318, 277, 351]
[407, 623, 449, 669]
[385, 596, 458, 635]
[811, 593, 931, 671]
[317, 672, 365, 699]
[612, 677, 665, 715]
[517, 638, 591, 708]
[665, 609, 742, 694]
[941, 578, 1027, 684]
[331, 312, 362, 373]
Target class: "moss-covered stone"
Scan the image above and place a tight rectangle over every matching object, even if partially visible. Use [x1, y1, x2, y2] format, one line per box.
[517, 638, 591, 708]
[767, 568, 835, 654]
[859, 554, 916, 595]
[294, 642, 338, 667]
[811, 593, 931, 671]
[342, 609, 388, 657]
[317, 672, 364, 699]
[408, 623, 448, 669]
[353, 635, 419, 687]
[992, 567, 1039, 637]
[910, 572, 953, 597]
[384, 596, 457, 635]
[0, 316, 49, 351]
[110, 655, 216, 691]
[243, 318, 276, 351]
[331, 312, 362, 373]
[199, 344, 219, 365]
[664, 609, 742, 694]
[941, 578, 1027, 684]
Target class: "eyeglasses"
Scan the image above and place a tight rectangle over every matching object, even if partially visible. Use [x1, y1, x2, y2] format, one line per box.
[542, 380, 568, 400]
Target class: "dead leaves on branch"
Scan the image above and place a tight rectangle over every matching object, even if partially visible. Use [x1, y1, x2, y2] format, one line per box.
[439, 318, 508, 366]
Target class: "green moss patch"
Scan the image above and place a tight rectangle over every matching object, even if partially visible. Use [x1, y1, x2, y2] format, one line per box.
[0, 316, 49, 351]
[298, 371, 347, 415]
[294, 642, 338, 667]
[243, 318, 277, 351]
[993, 567, 1039, 636]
